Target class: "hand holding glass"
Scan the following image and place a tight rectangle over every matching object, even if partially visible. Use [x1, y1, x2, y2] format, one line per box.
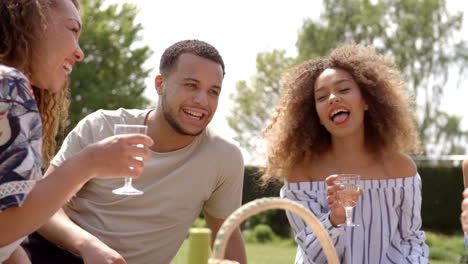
[112, 124, 147, 195]
[335, 174, 361, 227]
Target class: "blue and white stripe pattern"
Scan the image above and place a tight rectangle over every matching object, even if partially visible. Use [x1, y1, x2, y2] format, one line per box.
[280, 174, 429, 264]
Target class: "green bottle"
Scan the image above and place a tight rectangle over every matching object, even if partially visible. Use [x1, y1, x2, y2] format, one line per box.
[188, 228, 212, 264]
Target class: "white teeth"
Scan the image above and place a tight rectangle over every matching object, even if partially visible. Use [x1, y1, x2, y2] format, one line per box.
[184, 109, 203, 120]
[185, 110, 202, 117]
[330, 109, 348, 117]
[63, 64, 73, 74]
[188, 115, 201, 120]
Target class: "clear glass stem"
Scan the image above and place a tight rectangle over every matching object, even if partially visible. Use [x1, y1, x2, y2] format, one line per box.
[124, 177, 133, 187]
[345, 207, 353, 226]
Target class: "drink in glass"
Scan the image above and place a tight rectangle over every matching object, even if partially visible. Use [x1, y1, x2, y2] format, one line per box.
[112, 124, 147, 196]
[335, 174, 360, 227]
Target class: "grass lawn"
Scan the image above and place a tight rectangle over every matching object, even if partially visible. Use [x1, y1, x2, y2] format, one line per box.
[172, 240, 297, 264]
[426, 231, 467, 263]
[172, 231, 468, 264]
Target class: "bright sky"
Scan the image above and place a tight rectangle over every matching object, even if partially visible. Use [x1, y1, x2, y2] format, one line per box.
[108, 0, 467, 164]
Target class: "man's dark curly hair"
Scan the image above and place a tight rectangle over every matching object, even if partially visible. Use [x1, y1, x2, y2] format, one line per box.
[159, 39, 225, 76]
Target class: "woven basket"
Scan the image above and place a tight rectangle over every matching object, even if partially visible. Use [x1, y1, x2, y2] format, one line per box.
[208, 197, 339, 264]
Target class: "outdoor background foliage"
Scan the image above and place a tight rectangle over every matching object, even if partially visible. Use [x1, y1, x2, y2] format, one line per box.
[228, 0, 468, 157]
[68, 0, 152, 133]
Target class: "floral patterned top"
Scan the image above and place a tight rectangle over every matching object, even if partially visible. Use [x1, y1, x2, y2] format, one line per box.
[0, 64, 42, 212]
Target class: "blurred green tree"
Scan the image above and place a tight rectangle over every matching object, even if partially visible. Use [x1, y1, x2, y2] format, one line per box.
[227, 50, 294, 152]
[68, 0, 152, 131]
[229, 0, 468, 158]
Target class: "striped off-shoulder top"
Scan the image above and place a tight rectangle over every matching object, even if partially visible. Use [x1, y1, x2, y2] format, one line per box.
[280, 174, 429, 264]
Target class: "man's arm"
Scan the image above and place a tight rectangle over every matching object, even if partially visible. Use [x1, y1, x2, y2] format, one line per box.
[204, 211, 246, 264]
[37, 165, 126, 264]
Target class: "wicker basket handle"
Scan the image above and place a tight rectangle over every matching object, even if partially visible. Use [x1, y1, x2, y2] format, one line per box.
[208, 197, 339, 264]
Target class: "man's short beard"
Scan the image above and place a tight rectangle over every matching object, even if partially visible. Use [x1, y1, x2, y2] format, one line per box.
[161, 94, 203, 137]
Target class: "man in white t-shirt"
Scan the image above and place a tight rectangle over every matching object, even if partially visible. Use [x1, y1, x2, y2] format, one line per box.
[23, 40, 247, 264]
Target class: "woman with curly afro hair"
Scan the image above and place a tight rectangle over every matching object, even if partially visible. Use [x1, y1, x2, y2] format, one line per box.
[262, 45, 429, 263]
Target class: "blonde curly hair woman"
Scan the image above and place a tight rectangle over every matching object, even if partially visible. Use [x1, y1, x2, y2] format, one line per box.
[0, 1, 153, 262]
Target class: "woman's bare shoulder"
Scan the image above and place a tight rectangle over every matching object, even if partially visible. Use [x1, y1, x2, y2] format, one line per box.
[286, 159, 311, 182]
[286, 156, 329, 182]
[383, 152, 417, 179]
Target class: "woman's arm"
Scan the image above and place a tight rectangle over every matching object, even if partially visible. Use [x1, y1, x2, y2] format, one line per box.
[37, 165, 127, 264]
[0, 134, 153, 246]
[463, 159, 468, 188]
[460, 160, 468, 233]
[398, 177, 430, 263]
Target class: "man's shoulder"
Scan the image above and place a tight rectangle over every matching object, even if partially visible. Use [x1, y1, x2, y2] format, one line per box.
[203, 127, 242, 153]
[199, 128, 244, 169]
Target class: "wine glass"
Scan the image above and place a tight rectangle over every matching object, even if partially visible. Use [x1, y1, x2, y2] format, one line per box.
[112, 124, 147, 196]
[335, 174, 361, 227]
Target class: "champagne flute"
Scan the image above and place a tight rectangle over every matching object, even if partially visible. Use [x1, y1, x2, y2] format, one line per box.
[335, 174, 361, 227]
[112, 124, 147, 196]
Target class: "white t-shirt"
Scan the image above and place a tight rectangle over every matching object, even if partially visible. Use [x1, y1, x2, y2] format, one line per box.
[51, 108, 244, 264]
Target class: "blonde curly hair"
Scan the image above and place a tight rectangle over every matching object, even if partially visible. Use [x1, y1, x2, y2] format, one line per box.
[0, 0, 79, 165]
[261, 45, 420, 185]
